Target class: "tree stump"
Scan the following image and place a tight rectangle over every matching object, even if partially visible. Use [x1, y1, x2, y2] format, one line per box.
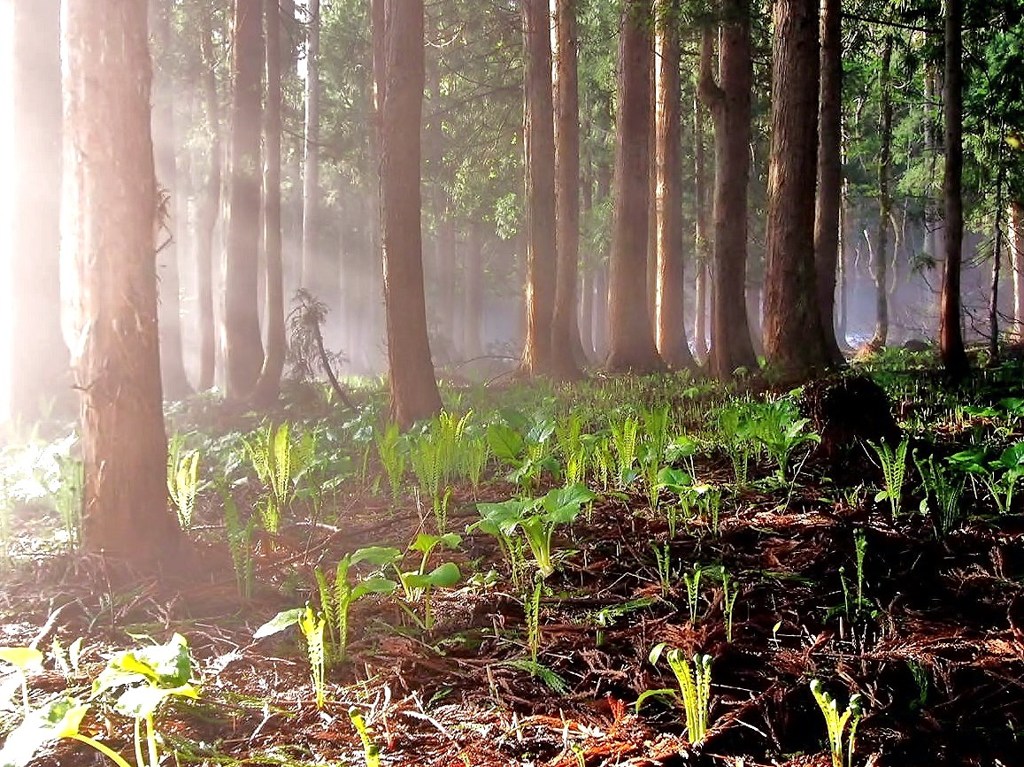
[800, 374, 901, 480]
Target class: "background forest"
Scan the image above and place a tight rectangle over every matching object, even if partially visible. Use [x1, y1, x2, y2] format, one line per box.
[1, 0, 1023, 424]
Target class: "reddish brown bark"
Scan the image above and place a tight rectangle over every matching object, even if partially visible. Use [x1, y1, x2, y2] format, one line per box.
[379, 0, 442, 427]
[605, 0, 665, 374]
[655, 0, 696, 370]
[519, 0, 559, 377]
[813, 0, 845, 363]
[253, 0, 286, 405]
[551, 0, 583, 380]
[940, 0, 969, 377]
[698, 9, 757, 380]
[224, 0, 265, 399]
[762, 0, 829, 384]
[63, 0, 180, 563]
[693, 92, 711, 365]
[870, 36, 893, 350]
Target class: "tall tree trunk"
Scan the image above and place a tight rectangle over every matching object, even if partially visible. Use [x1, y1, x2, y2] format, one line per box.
[224, 0, 265, 399]
[940, 0, 969, 377]
[655, 0, 696, 370]
[699, 10, 757, 380]
[463, 225, 484, 359]
[300, 0, 320, 292]
[813, 0, 844, 363]
[837, 181, 849, 347]
[195, 6, 221, 392]
[593, 261, 609, 360]
[551, 0, 583, 380]
[253, 0, 286, 405]
[924, 65, 940, 280]
[151, 1, 192, 400]
[579, 266, 595, 360]
[606, 0, 665, 374]
[693, 91, 711, 365]
[870, 36, 893, 350]
[379, 0, 442, 427]
[62, 0, 180, 564]
[762, 0, 828, 383]
[9, 0, 69, 422]
[1011, 200, 1024, 342]
[519, 0, 560, 377]
[989, 144, 1006, 362]
[647, 53, 658, 330]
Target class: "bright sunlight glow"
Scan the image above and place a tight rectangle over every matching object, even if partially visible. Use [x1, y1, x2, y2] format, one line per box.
[0, 4, 13, 423]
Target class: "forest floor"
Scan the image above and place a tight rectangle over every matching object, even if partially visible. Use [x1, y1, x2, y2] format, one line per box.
[1, 356, 1024, 767]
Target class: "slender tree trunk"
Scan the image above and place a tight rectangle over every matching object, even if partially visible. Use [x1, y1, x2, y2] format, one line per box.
[813, 0, 844, 363]
[579, 266, 595, 360]
[989, 145, 1006, 362]
[924, 66, 940, 277]
[300, 0, 320, 291]
[940, 0, 969, 377]
[551, 0, 583, 380]
[1011, 200, 1024, 342]
[9, 0, 69, 422]
[606, 0, 665, 373]
[647, 52, 658, 330]
[151, 1, 191, 400]
[693, 91, 711, 365]
[699, 10, 757, 379]
[196, 7, 221, 392]
[253, 0, 286, 405]
[837, 181, 849, 347]
[63, 0, 181, 564]
[579, 161, 596, 363]
[379, 0, 442, 427]
[762, 0, 828, 383]
[224, 0, 265, 399]
[519, 0, 560, 377]
[463, 225, 484, 359]
[871, 36, 893, 349]
[593, 261, 609, 360]
[655, 0, 695, 370]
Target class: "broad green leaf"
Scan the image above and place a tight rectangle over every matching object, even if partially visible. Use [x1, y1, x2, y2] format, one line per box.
[657, 466, 692, 492]
[634, 688, 678, 713]
[649, 642, 668, 666]
[541, 484, 595, 524]
[487, 423, 525, 462]
[426, 562, 461, 588]
[0, 648, 43, 671]
[350, 577, 398, 601]
[253, 608, 306, 639]
[998, 442, 1024, 469]
[114, 683, 197, 719]
[0, 698, 89, 767]
[402, 562, 461, 590]
[409, 532, 462, 555]
[475, 499, 532, 530]
[350, 546, 402, 567]
[94, 634, 192, 697]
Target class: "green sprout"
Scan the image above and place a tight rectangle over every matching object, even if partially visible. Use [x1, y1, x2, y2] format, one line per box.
[810, 679, 864, 767]
[637, 644, 713, 745]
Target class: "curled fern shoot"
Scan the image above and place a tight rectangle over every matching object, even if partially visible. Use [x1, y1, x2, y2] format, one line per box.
[810, 680, 864, 767]
[643, 644, 713, 744]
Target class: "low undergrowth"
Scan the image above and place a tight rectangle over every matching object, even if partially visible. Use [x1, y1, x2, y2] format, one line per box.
[1, 351, 1024, 766]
